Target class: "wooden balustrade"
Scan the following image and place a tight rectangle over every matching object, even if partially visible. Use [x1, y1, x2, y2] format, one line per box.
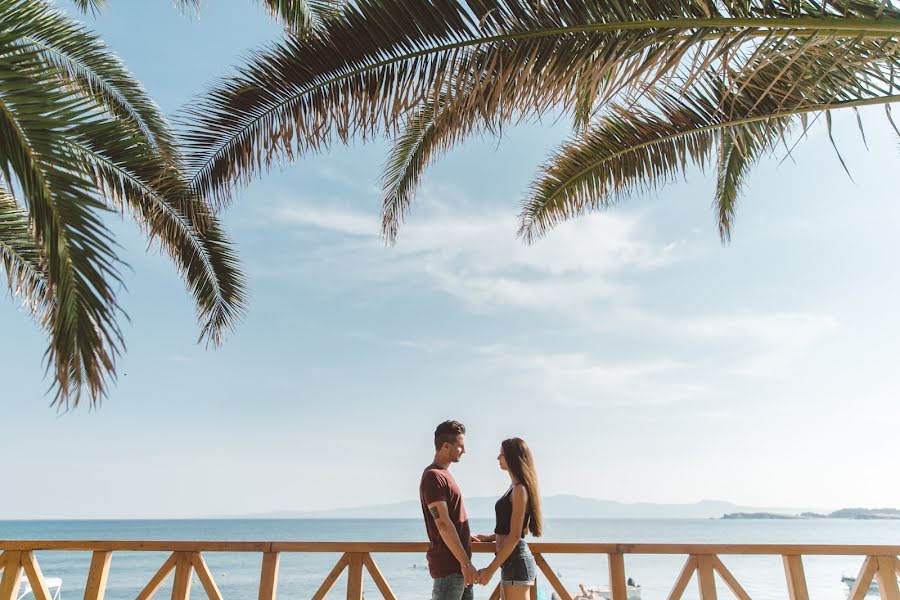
[2, 541, 899, 600]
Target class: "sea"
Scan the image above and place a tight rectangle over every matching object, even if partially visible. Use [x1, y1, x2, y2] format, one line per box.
[1, 519, 898, 600]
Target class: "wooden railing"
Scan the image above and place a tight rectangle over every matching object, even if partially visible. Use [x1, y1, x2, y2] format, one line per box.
[2, 541, 900, 600]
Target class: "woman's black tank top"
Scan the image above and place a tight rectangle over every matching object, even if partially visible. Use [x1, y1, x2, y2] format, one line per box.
[494, 486, 531, 537]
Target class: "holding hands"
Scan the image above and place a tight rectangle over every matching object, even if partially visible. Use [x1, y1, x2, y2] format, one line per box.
[476, 566, 497, 585]
[462, 562, 479, 585]
[469, 531, 498, 585]
[462, 561, 496, 586]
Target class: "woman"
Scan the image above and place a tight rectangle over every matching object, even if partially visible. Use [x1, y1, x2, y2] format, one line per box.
[475, 438, 543, 598]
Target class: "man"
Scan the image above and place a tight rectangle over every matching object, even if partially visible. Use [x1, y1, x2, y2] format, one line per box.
[420, 420, 477, 600]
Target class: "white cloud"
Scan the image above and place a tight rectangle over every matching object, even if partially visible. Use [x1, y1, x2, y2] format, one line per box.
[256, 193, 840, 396]
[275, 206, 379, 237]
[622, 309, 841, 377]
[261, 198, 678, 318]
[477, 345, 705, 407]
[677, 312, 840, 344]
[394, 208, 677, 276]
[609, 306, 839, 346]
[424, 267, 633, 313]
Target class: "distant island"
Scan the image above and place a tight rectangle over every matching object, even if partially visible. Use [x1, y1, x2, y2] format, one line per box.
[722, 508, 900, 520]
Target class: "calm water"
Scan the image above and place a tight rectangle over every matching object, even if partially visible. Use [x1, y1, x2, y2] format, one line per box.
[2, 519, 899, 599]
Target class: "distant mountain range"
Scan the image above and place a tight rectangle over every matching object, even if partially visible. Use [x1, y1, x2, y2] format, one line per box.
[242, 495, 822, 519]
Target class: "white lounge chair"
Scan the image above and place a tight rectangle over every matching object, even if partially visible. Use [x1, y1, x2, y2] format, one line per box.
[16, 577, 62, 600]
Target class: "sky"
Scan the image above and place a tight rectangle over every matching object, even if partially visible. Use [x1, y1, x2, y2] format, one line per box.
[1, 1, 899, 519]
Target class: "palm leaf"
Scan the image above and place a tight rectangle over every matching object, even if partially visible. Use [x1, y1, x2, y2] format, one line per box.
[0, 0, 246, 406]
[184, 0, 900, 207]
[15, 0, 178, 160]
[381, 97, 447, 245]
[0, 184, 50, 321]
[381, 67, 499, 243]
[519, 38, 900, 243]
[715, 126, 768, 242]
[0, 41, 124, 407]
[68, 118, 247, 345]
[70, 0, 106, 15]
[71, 0, 339, 35]
[261, 0, 346, 33]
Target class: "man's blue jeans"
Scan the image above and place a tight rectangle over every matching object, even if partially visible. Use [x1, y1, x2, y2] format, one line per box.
[432, 573, 474, 600]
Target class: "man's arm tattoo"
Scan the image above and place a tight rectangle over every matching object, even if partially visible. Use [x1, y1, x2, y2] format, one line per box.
[429, 505, 440, 520]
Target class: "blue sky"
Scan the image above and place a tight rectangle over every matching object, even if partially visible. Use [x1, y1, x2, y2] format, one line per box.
[1, 1, 899, 519]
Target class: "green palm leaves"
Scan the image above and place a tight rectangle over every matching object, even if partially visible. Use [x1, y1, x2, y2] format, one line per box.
[0, 0, 245, 407]
[260, 0, 346, 33]
[521, 36, 900, 242]
[11, 0, 893, 403]
[185, 0, 900, 244]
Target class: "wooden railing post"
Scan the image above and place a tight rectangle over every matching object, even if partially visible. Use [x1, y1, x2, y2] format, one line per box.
[258, 552, 280, 600]
[667, 556, 698, 600]
[0, 552, 23, 600]
[346, 553, 364, 600]
[783, 555, 809, 600]
[711, 556, 750, 600]
[20, 552, 52, 600]
[362, 553, 397, 600]
[136, 553, 177, 600]
[848, 556, 878, 600]
[312, 554, 349, 600]
[876, 556, 900, 600]
[608, 552, 627, 600]
[171, 552, 194, 600]
[534, 553, 573, 600]
[696, 555, 718, 600]
[84, 551, 113, 600]
[190, 553, 223, 600]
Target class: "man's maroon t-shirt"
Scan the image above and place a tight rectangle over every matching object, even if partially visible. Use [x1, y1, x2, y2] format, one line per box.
[419, 463, 472, 578]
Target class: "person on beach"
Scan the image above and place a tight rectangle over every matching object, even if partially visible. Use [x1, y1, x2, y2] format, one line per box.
[473, 438, 543, 599]
[420, 420, 477, 600]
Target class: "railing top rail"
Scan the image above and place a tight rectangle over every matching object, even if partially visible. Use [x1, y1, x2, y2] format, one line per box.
[2, 540, 900, 555]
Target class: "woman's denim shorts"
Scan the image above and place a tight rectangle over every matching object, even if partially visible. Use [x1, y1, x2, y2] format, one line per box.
[500, 540, 536, 586]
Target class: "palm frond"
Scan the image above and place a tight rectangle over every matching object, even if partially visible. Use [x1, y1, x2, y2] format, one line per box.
[68, 119, 247, 345]
[261, 0, 316, 33]
[715, 126, 769, 242]
[70, 0, 106, 15]
[307, 0, 345, 22]
[261, 0, 346, 34]
[381, 98, 446, 245]
[0, 0, 246, 407]
[0, 184, 50, 320]
[381, 69, 497, 243]
[573, 78, 599, 133]
[184, 0, 900, 207]
[518, 37, 900, 243]
[15, 0, 178, 160]
[0, 41, 124, 407]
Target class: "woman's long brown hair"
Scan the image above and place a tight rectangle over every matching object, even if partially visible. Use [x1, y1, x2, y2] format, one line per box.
[502, 437, 543, 537]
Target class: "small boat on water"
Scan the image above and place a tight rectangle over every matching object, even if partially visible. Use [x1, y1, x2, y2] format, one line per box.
[569, 583, 642, 600]
[17, 577, 62, 600]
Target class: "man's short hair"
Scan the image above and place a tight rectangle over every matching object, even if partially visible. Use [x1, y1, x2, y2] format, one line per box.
[434, 420, 465, 450]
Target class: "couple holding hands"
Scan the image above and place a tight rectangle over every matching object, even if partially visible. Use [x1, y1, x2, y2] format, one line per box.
[420, 420, 543, 600]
